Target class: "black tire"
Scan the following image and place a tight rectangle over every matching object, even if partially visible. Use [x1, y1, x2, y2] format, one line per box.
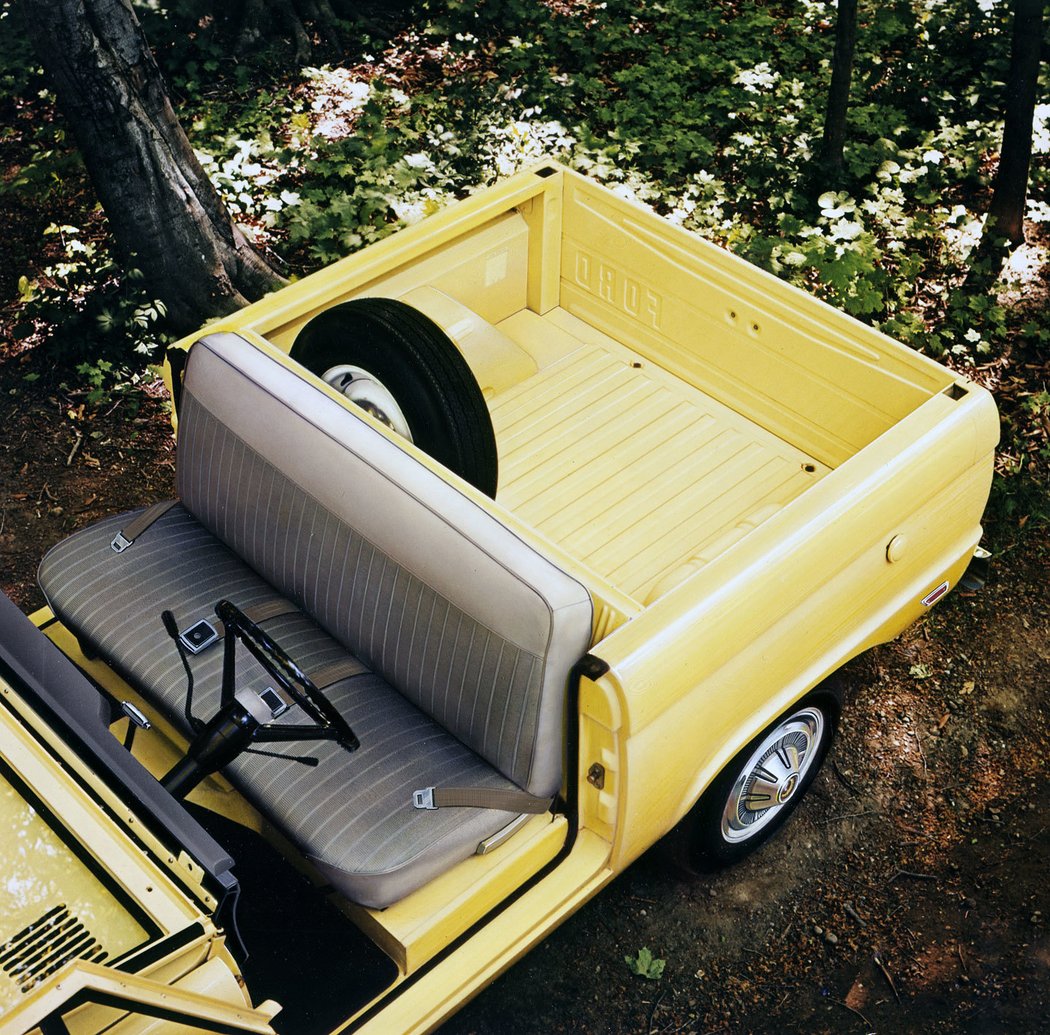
[290, 298, 499, 497]
[666, 678, 842, 874]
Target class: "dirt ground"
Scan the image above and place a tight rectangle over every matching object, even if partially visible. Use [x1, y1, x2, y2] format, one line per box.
[0, 341, 1047, 1034]
[443, 542, 1050, 1035]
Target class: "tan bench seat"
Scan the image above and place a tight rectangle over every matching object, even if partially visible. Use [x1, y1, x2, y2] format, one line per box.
[39, 331, 593, 908]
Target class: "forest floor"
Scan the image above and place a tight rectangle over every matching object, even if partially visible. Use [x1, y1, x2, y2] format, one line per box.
[0, 337, 1048, 1035]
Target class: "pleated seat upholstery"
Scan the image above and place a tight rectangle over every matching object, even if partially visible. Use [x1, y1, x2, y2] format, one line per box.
[38, 331, 593, 908]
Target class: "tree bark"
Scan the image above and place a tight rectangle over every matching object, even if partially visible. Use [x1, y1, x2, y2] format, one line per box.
[979, 0, 1044, 250]
[237, 0, 314, 62]
[21, 0, 285, 332]
[233, 0, 346, 61]
[818, 0, 858, 177]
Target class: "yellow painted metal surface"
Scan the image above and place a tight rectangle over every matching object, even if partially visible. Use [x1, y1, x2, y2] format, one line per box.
[558, 174, 951, 468]
[348, 831, 614, 1035]
[590, 390, 996, 868]
[4, 957, 275, 1035]
[0, 774, 147, 1013]
[350, 814, 567, 974]
[124, 162, 995, 1031]
[0, 677, 254, 1033]
[490, 307, 829, 604]
[0, 696, 202, 942]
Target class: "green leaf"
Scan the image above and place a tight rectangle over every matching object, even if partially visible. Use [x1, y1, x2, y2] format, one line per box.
[625, 946, 666, 980]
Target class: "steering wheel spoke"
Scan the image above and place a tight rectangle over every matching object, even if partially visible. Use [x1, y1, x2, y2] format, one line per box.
[161, 600, 359, 799]
[214, 599, 359, 752]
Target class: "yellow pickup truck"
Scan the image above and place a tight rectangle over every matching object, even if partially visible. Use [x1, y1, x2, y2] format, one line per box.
[0, 164, 997, 1034]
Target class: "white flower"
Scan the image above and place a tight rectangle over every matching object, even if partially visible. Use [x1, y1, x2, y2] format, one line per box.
[818, 191, 856, 219]
[610, 183, 640, 203]
[829, 219, 864, 242]
[391, 199, 426, 225]
[1033, 104, 1050, 155]
[1027, 199, 1050, 223]
[733, 62, 780, 94]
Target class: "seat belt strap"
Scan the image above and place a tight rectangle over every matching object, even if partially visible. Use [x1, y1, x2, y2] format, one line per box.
[411, 786, 553, 814]
[214, 598, 302, 639]
[179, 601, 370, 691]
[309, 656, 369, 689]
[111, 499, 179, 553]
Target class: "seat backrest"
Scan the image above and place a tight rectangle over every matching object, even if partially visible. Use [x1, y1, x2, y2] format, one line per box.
[175, 332, 593, 797]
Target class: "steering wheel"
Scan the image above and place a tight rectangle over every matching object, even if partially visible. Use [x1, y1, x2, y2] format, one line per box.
[215, 598, 359, 751]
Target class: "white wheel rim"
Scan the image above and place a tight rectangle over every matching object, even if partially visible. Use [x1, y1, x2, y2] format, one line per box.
[720, 707, 825, 844]
[321, 364, 413, 441]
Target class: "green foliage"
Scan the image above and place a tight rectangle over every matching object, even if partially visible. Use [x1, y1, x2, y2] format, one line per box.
[0, 104, 83, 203]
[625, 946, 666, 980]
[72, 358, 147, 412]
[2, 0, 1047, 520]
[0, 0, 38, 96]
[273, 84, 436, 266]
[16, 224, 170, 370]
[991, 387, 1050, 529]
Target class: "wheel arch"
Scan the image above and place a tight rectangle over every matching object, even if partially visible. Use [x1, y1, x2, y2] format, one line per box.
[653, 667, 847, 874]
[673, 665, 847, 837]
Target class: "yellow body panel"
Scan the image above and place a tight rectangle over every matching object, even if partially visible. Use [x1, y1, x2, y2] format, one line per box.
[3, 958, 277, 1035]
[3, 164, 996, 1032]
[352, 814, 567, 974]
[0, 674, 263, 1034]
[348, 831, 615, 1035]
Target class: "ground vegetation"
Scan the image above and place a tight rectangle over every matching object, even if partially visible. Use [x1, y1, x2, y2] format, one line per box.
[2, 0, 1046, 515]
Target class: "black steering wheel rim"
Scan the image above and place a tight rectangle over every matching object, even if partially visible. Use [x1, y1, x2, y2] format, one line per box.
[214, 599, 359, 750]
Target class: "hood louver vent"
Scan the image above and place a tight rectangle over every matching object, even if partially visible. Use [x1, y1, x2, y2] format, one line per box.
[0, 905, 108, 994]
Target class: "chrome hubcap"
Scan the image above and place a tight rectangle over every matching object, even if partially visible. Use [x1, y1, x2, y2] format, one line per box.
[720, 707, 825, 844]
[321, 364, 413, 441]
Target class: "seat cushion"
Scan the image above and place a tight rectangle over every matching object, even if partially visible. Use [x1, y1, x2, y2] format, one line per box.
[178, 332, 594, 797]
[39, 504, 527, 908]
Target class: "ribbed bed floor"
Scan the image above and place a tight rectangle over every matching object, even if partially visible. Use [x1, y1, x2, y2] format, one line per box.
[491, 309, 830, 605]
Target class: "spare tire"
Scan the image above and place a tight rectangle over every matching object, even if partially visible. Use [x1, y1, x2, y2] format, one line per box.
[290, 298, 499, 498]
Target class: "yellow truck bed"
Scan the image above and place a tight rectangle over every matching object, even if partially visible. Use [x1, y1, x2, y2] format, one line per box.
[168, 164, 994, 1029]
[490, 306, 829, 605]
[229, 165, 965, 633]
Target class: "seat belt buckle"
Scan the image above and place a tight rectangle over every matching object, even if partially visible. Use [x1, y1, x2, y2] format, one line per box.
[111, 531, 132, 554]
[412, 787, 437, 810]
[179, 619, 220, 655]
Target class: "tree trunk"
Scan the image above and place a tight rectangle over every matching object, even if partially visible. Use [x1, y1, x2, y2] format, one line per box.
[233, 0, 345, 61]
[237, 0, 313, 62]
[818, 0, 858, 177]
[979, 0, 1044, 250]
[21, 0, 285, 332]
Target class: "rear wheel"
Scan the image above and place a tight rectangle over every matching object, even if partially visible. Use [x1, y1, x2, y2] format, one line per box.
[667, 682, 841, 873]
[291, 298, 499, 497]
